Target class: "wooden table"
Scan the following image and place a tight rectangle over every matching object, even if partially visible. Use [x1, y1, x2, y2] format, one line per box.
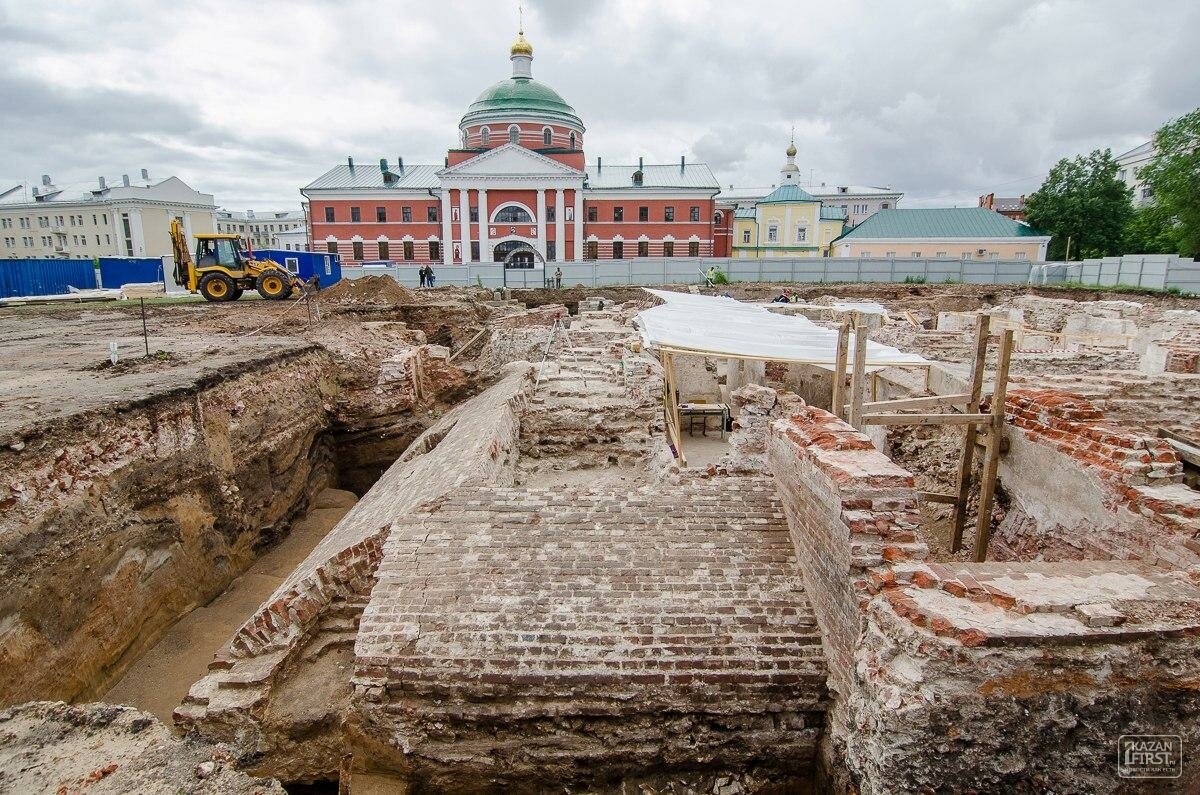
[678, 403, 730, 439]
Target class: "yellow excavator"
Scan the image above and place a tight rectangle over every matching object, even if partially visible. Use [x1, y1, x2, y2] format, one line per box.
[169, 218, 303, 302]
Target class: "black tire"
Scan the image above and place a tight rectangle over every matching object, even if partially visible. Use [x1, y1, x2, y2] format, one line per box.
[229, 287, 245, 301]
[256, 270, 292, 300]
[198, 272, 236, 302]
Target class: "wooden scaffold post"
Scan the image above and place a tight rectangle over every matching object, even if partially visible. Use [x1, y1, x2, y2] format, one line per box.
[972, 328, 1014, 562]
[950, 314, 991, 553]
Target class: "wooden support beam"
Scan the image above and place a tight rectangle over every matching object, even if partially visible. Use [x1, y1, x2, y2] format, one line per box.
[848, 315, 868, 429]
[918, 491, 959, 505]
[860, 392, 971, 412]
[862, 412, 991, 427]
[831, 320, 850, 419]
[951, 314, 991, 553]
[448, 327, 489, 362]
[973, 328, 1013, 563]
[663, 351, 686, 466]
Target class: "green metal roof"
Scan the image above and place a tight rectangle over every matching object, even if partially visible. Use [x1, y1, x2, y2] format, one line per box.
[820, 206, 847, 220]
[460, 77, 583, 129]
[734, 207, 756, 220]
[835, 207, 1047, 240]
[760, 184, 819, 203]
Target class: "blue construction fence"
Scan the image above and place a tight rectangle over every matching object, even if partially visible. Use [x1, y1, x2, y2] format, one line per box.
[255, 249, 342, 287]
[0, 258, 97, 298]
[98, 257, 164, 288]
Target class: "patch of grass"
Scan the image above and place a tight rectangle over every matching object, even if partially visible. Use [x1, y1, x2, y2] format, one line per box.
[902, 275, 927, 284]
[711, 270, 730, 285]
[1048, 281, 1196, 298]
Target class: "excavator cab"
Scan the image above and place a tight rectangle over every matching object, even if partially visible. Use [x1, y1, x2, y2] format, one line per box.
[170, 219, 303, 302]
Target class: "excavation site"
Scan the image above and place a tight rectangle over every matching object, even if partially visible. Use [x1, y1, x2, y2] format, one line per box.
[1, 279, 1199, 793]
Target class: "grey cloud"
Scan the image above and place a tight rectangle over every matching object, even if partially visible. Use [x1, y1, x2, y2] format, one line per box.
[0, 0, 1195, 210]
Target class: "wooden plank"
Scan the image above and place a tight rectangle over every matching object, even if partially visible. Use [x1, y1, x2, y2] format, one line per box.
[918, 491, 959, 505]
[448, 327, 489, 362]
[860, 392, 971, 412]
[831, 321, 849, 420]
[664, 351, 686, 466]
[973, 328, 1014, 562]
[848, 314, 868, 428]
[951, 314, 990, 553]
[862, 412, 991, 427]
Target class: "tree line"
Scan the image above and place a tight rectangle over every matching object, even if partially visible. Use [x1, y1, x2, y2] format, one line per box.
[1024, 108, 1199, 260]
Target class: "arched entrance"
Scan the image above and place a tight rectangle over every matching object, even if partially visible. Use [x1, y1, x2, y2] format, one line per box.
[494, 239, 543, 269]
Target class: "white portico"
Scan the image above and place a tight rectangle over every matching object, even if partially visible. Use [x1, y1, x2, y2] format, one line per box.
[436, 143, 585, 265]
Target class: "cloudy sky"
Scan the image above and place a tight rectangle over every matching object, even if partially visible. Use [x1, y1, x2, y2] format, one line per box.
[1, 0, 1195, 210]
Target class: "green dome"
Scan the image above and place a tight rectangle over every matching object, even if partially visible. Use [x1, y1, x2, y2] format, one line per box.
[460, 77, 584, 130]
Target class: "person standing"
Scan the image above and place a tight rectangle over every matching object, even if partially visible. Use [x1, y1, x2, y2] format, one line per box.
[554, 266, 562, 288]
[418, 265, 428, 288]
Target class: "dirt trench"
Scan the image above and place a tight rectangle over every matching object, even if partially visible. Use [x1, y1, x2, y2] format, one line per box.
[0, 295, 488, 711]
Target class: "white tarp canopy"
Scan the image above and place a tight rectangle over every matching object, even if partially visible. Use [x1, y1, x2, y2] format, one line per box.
[635, 289, 929, 369]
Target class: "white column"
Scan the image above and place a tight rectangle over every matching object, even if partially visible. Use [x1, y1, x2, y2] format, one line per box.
[573, 187, 583, 261]
[439, 190, 452, 264]
[458, 186, 470, 263]
[554, 189, 565, 263]
[535, 188, 547, 260]
[129, 209, 146, 256]
[478, 188, 489, 263]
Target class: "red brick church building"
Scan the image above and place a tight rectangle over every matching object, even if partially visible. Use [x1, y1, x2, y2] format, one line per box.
[302, 28, 725, 266]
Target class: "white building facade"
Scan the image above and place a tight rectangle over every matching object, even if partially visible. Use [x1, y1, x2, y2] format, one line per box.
[0, 171, 216, 260]
[1115, 141, 1156, 207]
[215, 208, 307, 249]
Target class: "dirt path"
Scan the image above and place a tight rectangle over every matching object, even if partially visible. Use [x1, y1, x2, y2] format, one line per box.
[101, 487, 359, 724]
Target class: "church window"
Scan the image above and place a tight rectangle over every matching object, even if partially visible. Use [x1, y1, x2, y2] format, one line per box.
[638, 206, 648, 222]
[352, 241, 364, 260]
[494, 205, 533, 223]
[403, 241, 414, 260]
[376, 206, 387, 222]
[351, 206, 361, 222]
[881, 202, 890, 209]
[795, 226, 806, 243]
[587, 206, 597, 222]
[612, 241, 624, 259]
[569, 132, 576, 150]
[429, 241, 441, 260]
[664, 206, 674, 222]
[326, 241, 337, 253]
[324, 206, 335, 222]
[481, 127, 491, 146]
[586, 241, 598, 259]
[742, 229, 751, 243]
[543, 127, 553, 146]
[767, 224, 779, 243]
[688, 241, 700, 256]
[714, 211, 723, 223]
[470, 206, 479, 223]
[663, 241, 674, 256]
[690, 206, 700, 222]
[638, 240, 649, 257]
[471, 242, 481, 261]
[508, 125, 520, 144]
[378, 241, 389, 259]
[427, 206, 439, 222]
[547, 206, 556, 222]
[613, 207, 623, 222]
[402, 206, 412, 223]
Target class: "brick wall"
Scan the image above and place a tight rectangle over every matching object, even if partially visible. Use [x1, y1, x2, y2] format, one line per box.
[766, 404, 926, 738]
[994, 388, 1198, 566]
[767, 398, 1200, 793]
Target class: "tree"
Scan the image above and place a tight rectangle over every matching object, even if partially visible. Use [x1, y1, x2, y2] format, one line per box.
[1139, 108, 1200, 257]
[1124, 203, 1180, 254]
[1025, 149, 1132, 260]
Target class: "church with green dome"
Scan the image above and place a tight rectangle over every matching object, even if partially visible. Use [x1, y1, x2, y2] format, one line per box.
[303, 28, 723, 267]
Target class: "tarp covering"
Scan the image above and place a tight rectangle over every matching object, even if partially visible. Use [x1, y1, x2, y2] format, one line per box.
[635, 289, 929, 368]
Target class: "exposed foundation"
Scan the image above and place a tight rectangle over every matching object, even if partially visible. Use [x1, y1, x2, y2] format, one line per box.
[2, 282, 1199, 792]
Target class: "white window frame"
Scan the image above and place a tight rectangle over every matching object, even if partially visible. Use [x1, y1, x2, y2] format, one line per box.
[766, 224, 779, 243]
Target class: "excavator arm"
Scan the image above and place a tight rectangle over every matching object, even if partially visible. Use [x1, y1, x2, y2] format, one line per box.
[168, 218, 195, 291]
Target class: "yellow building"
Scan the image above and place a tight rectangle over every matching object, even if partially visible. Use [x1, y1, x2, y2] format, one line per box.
[831, 207, 1051, 261]
[728, 142, 844, 258]
[731, 180, 847, 258]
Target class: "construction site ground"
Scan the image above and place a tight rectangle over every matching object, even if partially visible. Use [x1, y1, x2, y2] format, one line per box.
[2, 277, 1199, 793]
